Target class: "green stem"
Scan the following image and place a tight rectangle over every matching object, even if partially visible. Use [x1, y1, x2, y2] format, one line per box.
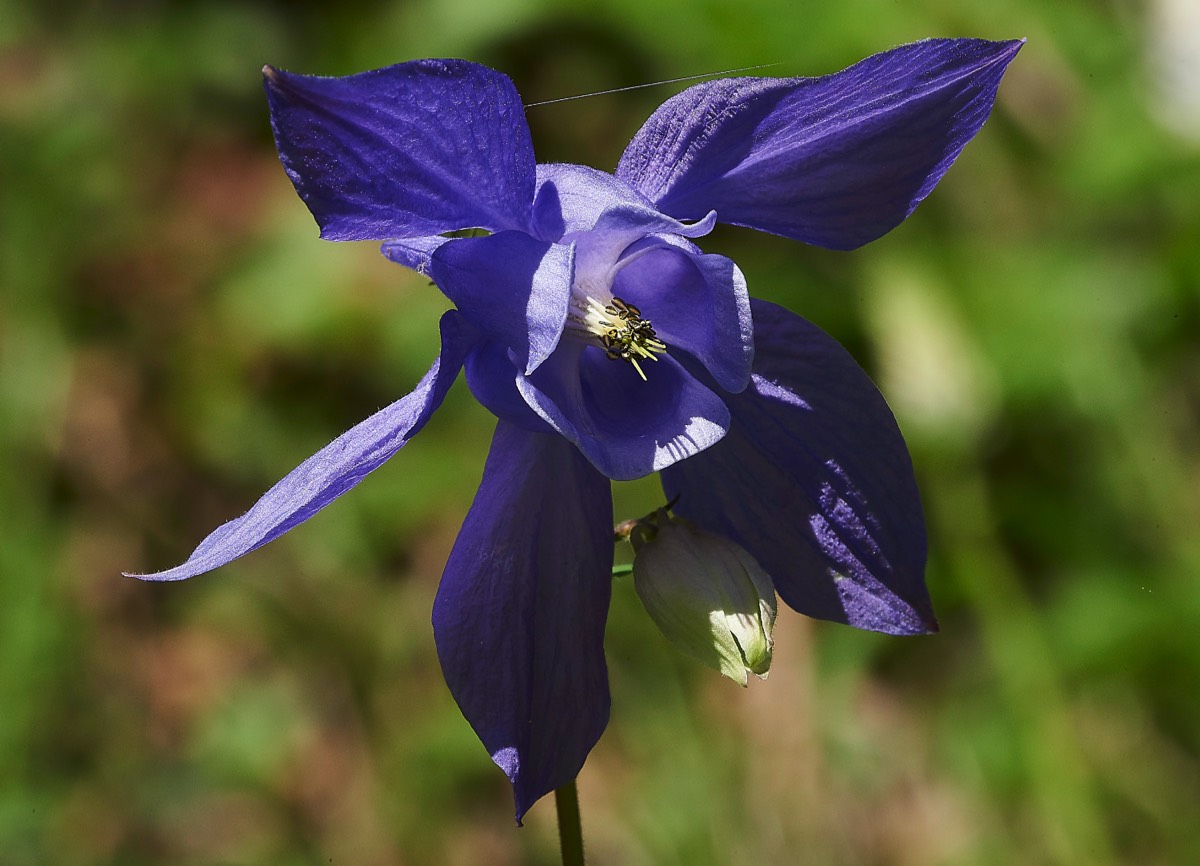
[554, 778, 584, 866]
[611, 563, 633, 578]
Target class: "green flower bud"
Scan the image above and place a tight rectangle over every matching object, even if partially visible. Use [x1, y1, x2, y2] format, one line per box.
[630, 510, 777, 686]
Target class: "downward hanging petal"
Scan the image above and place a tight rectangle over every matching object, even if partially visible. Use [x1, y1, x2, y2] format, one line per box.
[264, 59, 535, 241]
[126, 313, 479, 582]
[617, 38, 1023, 250]
[660, 300, 934, 635]
[434, 422, 613, 823]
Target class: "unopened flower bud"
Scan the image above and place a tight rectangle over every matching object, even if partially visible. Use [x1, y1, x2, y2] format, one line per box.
[630, 510, 777, 686]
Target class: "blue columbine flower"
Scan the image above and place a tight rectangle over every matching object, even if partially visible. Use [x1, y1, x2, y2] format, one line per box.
[129, 38, 1022, 821]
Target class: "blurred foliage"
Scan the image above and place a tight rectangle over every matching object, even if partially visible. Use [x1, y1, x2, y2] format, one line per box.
[2, 0, 1199, 864]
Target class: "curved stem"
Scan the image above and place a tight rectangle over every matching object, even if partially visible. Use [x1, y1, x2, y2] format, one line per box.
[555, 778, 584, 866]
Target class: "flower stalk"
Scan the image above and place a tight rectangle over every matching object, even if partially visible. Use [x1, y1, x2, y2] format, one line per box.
[555, 779, 585, 866]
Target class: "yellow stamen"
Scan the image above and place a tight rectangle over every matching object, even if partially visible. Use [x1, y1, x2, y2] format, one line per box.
[568, 293, 668, 381]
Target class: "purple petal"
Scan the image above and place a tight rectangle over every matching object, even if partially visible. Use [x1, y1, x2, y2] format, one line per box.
[531, 163, 653, 241]
[434, 422, 612, 823]
[126, 313, 479, 582]
[430, 232, 572, 375]
[264, 59, 535, 241]
[381, 235, 448, 276]
[617, 38, 1023, 250]
[569, 204, 717, 287]
[552, 201, 744, 390]
[660, 300, 934, 635]
[464, 340, 552, 432]
[611, 240, 752, 393]
[517, 342, 730, 480]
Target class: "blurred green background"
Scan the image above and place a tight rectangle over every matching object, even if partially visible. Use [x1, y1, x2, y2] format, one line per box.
[3, 0, 1199, 863]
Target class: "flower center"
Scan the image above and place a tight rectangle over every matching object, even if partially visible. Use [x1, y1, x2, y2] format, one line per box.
[568, 293, 667, 381]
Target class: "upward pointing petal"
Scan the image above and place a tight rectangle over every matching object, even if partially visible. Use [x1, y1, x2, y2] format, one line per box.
[264, 59, 536, 241]
[617, 38, 1023, 250]
[126, 313, 479, 582]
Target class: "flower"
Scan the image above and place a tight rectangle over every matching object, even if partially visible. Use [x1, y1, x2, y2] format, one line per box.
[127, 38, 1022, 821]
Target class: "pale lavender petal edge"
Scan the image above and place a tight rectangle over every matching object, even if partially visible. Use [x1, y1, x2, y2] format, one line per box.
[126, 312, 478, 581]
